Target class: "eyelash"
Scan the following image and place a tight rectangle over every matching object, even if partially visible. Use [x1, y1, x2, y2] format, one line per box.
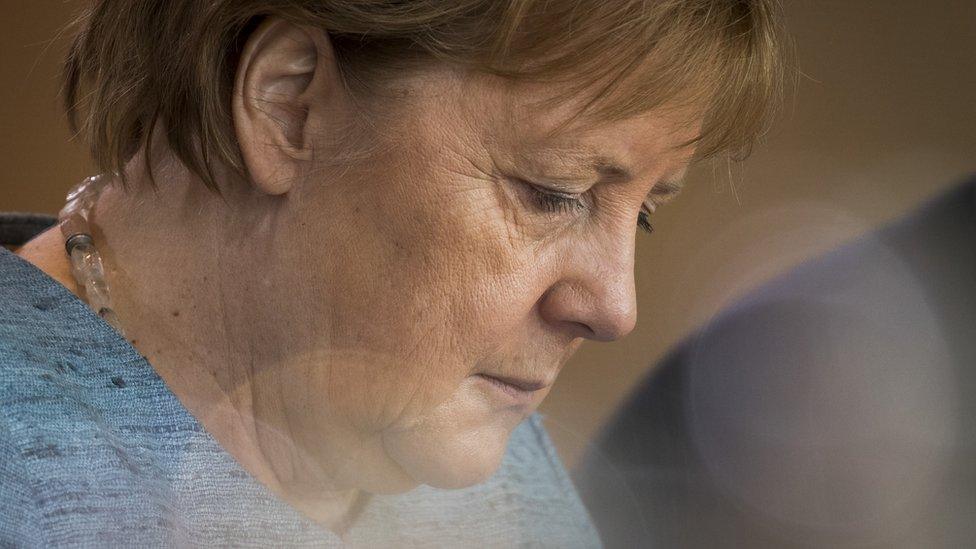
[637, 208, 654, 234]
[525, 183, 655, 235]
[527, 185, 586, 215]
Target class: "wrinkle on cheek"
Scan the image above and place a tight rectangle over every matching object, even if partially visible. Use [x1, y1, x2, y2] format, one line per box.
[492, 181, 525, 249]
[436, 165, 554, 336]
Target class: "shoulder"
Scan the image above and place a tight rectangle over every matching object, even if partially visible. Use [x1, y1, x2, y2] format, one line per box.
[0, 247, 133, 435]
[0, 248, 190, 546]
[0, 337, 195, 546]
[0, 415, 47, 547]
[0, 333, 162, 545]
[0, 244, 98, 373]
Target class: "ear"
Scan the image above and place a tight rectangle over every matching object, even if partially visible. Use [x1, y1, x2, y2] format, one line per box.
[232, 17, 336, 195]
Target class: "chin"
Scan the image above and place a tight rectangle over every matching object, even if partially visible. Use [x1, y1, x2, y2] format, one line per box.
[381, 393, 525, 489]
[384, 423, 513, 489]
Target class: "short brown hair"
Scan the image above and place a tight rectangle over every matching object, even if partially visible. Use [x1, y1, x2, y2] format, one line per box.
[63, 0, 793, 191]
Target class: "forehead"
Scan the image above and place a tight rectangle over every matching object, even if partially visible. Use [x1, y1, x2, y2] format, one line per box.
[461, 73, 703, 179]
[519, 114, 700, 178]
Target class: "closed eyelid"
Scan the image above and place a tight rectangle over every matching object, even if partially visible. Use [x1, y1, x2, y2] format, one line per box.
[645, 179, 685, 206]
[650, 179, 684, 196]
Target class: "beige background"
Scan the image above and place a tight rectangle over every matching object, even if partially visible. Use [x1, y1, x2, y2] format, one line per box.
[2, 1, 974, 469]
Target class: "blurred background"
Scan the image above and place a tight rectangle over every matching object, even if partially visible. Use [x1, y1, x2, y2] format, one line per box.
[2, 1, 974, 547]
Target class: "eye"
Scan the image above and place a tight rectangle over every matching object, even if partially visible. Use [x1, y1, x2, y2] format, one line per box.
[518, 178, 656, 234]
[637, 205, 654, 235]
[522, 181, 587, 215]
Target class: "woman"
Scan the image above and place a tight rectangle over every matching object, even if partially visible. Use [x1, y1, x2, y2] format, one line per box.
[0, 0, 788, 546]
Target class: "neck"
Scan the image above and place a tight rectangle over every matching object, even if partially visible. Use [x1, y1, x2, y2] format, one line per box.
[81, 154, 364, 533]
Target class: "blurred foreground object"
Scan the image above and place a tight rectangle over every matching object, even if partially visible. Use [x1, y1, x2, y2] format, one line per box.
[576, 175, 976, 548]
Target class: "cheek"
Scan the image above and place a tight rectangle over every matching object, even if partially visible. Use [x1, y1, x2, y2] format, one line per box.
[285, 162, 540, 432]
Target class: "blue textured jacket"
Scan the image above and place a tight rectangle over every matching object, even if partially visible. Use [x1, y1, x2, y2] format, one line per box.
[0, 213, 601, 548]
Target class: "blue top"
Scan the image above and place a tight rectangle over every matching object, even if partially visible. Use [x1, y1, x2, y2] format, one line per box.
[0, 213, 601, 548]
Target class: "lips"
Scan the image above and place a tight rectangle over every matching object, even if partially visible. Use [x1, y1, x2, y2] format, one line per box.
[484, 374, 547, 392]
[475, 373, 549, 394]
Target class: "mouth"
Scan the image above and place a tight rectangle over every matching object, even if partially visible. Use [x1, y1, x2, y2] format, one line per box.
[474, 373, 549, 402]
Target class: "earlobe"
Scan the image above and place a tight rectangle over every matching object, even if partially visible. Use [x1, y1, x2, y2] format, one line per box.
[232, 17, 333, 195]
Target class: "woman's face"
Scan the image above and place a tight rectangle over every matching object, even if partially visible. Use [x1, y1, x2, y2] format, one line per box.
[242, 67, 699, 495]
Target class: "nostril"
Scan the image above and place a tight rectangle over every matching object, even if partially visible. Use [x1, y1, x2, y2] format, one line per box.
[567, 320, 596, 339]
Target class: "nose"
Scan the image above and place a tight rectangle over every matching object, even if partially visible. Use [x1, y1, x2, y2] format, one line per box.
[538, 243, 638, 342]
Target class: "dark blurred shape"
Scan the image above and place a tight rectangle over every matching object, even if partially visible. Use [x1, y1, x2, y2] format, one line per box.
[575, 176, 976, 548]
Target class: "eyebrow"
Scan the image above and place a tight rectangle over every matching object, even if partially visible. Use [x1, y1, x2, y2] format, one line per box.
[591, 157, 633, 184]
[588, 156, 687, 203]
